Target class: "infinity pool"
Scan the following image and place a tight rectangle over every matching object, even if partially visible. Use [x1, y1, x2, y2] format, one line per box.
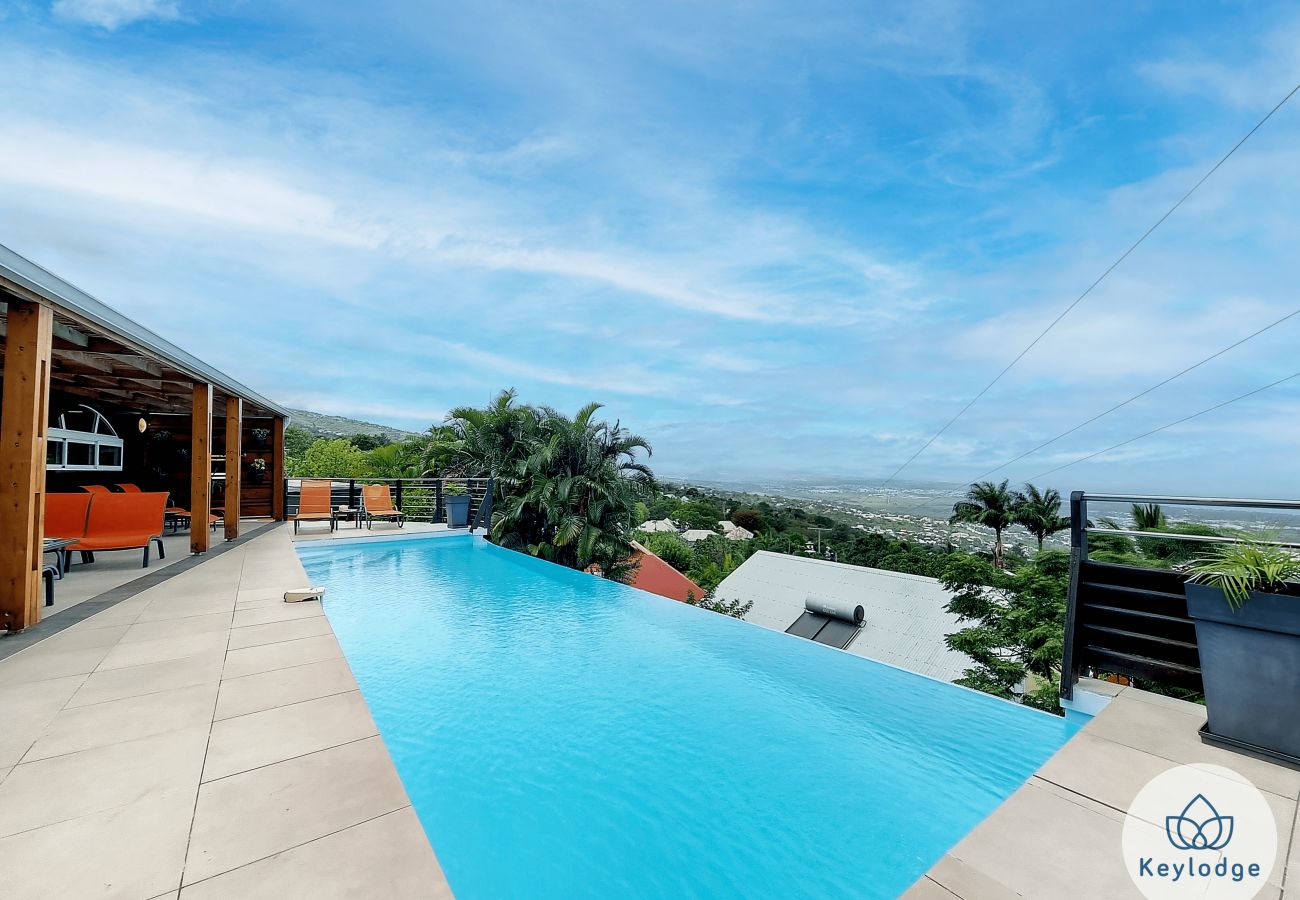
[297, 535, 1076, 899]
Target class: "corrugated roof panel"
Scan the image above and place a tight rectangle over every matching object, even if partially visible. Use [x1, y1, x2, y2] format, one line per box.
[714, 551, 974, 683]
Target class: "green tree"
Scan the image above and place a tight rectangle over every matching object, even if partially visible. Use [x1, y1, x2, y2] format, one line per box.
[287, 438, 371, 478]
[367, 442, 424, 478]
[684, 592, 752, 619]
[1131, 503, 1168, 531]
[442, 389, 538, 479]
[284, 425, 315, 458]
[636, 531, 694, 572]
[488, 401, 653, 578]
[950, 479, 1019, 568]
[348, 432, 391, 451]
[672, 498, 723, 530]
[941, 550, 1070, 712]
[731, 508, 762, 532]
[1014, 484, 1069, 551]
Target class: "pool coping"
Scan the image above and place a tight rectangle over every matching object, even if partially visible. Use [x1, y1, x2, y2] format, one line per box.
[0, 522, 453, 899]
[903, 681, 1300, 899]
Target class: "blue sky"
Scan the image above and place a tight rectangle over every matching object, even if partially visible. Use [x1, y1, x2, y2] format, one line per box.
[2, 1, 1299, 495]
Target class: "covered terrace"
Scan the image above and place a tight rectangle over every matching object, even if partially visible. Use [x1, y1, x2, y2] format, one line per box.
[0, 244, 290, 633]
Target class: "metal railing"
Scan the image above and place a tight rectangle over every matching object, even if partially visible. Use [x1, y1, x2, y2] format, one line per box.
[1060, 491, 1300, 700]
[284, 477, 493, 531]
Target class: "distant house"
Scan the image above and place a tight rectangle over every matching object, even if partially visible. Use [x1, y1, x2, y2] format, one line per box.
[680, 529, 718, 543]
[627, 541, 707, 603]
[637, 519, 679, 533]
[718, 520, 754, 541]
[713, 551, 973, 683]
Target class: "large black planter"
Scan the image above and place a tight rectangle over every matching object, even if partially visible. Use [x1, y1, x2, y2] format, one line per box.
[1185, 582, 1300, 763]
[446, 495, 471, 528]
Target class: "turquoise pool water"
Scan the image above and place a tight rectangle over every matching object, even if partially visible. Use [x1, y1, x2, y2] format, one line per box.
[297, 535, 1076, 899]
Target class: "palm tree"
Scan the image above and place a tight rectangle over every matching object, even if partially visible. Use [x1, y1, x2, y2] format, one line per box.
[366, 443, 424, 478]
[951, 479, 1019, 568]
[441, 388, 539, 478]
[1131, 503, 1167, 531]
[492, 402, 653, 577]
[1014, 484, 1069, 551]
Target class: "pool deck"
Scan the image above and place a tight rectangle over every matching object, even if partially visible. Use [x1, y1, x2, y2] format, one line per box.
[7, 523, 1300, 899]
[905, 682, 1300, 899]
[0, 522, 453, 899]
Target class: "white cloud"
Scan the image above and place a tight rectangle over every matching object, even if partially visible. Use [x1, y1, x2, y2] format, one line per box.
[52, 0, 180, 30]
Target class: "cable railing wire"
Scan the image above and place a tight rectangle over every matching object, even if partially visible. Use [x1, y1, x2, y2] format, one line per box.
[878, 82, 1300, 488]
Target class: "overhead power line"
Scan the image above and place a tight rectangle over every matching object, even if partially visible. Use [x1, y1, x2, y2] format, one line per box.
[969, 307, 1300, 480]
[878, 81, 1300, 487]
[878, 307, 1300, 522]
[1025, 369, 1300, 481]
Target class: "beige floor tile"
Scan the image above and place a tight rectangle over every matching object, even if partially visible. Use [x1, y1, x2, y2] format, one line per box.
[134, 597, 236, 623]
[121, 612, 234, 644]
[25, 682, 219, 762]
[0, 674, 87, 768]
[97, 631, 229, 671]
[226, 615, 332, 651]
[921, 853, 1021, 899]
[0, 643, 112, 685]
[234, 595, 287, 610]
[0, 787, 193, 900]
[945, 780, 1156, 900]
[231, 602, 323, 629]
[899, 875, 966, 899]
[180, 807, 449, 900]
[215, 657, 357, 721]
[78, 604, 148, 629]
[36, 623, 131, 651]
[1085, 694, 1300, 799]
[204, 691, 376, 781]
[68, 654, 225, 708]
[0, 725, 209, 837]
[221, 634, 342, 680]
[184, 736, 408, 884]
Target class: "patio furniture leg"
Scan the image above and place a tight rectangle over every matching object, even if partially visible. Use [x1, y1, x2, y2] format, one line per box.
[155, 536, 165, 560]
[43, 567, 55, 606]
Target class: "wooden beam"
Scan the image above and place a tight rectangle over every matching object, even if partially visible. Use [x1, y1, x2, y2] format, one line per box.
[224, 398, 242, 541]
[0, 301, 53, 631]
[191, 383, 213, 554]
[271, 416, 285, 521]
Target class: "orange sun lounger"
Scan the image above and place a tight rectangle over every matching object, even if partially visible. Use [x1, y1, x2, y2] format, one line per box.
[292, 480, 337, 533]
[362, 484, 407, 529]
[68, 492, 169, 568]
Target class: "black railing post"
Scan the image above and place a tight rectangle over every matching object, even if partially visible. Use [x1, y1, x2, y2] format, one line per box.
[349, 479, 357, 510]
[435, 480, 444, 523]
[395, 479, 403, 511]
[1060, 490, 1087, 700]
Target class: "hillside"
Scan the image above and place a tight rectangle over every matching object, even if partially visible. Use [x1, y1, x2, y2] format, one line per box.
[287, 408, 419, 443]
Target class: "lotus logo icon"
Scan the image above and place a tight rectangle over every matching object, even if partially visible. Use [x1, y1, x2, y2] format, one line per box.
[1165, 794, 1233, 851]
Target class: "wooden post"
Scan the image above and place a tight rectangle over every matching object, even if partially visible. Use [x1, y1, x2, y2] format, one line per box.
[191, 383, 213, 554]
[224, 397, 242, 541]
[271, 416, 285, 521]
[0, 300, 53, 631]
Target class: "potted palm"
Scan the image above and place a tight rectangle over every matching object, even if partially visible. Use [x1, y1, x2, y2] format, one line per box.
[444, 481, 471, 528]
[1185, 537, 1300, 762]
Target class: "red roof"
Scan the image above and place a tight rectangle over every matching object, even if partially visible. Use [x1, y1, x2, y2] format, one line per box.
[627, 540, 707, 603]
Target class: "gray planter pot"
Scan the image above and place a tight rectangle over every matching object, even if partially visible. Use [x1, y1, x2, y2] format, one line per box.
[446, 495, 471, 528]
[1184, 582, 1300, 761]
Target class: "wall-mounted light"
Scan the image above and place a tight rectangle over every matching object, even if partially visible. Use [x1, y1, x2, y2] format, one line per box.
[137, 417, 148, 434]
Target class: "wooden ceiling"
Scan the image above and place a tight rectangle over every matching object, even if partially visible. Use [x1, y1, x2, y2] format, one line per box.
[0, 305, 278, 418]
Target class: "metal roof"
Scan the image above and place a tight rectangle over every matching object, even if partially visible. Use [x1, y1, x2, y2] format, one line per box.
[0, 243, 289, 418]
[714, 551, 974, 683]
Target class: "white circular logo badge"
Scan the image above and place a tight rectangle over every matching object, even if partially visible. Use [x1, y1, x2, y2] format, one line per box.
[1122, 763, 1277, 899]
